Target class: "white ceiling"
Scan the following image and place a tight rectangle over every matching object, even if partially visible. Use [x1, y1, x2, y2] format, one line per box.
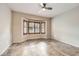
[7, 3, 79, 18]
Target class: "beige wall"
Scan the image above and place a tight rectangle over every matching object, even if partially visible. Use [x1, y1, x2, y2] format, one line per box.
[12, 11, 51, 43]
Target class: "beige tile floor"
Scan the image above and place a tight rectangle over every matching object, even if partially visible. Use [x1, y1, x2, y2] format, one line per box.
[2, 39, 79, 56]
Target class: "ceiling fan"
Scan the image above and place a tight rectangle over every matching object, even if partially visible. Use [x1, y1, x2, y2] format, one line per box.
[40, 3, 52, 11]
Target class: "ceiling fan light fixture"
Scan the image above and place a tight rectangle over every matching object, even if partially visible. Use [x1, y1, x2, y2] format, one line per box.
[42, 8, 46, 11]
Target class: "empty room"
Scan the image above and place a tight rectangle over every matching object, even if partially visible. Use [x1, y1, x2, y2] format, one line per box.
[0, 3, 79, 56]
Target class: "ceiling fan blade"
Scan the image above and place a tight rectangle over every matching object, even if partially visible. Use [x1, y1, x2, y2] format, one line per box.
[40, 3, 47, 8]
[39, 3, 52, 11]
[43, 3, 46, 7]
[45, 7, 52, 10]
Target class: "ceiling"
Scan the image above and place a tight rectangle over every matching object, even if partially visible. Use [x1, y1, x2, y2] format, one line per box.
[7, 3, 79, 18]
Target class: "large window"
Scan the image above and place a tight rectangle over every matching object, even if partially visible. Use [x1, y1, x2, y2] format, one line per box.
[28, 21, 34, 33]
[34, 22, 40, 34]
[23, 19, 45, 35]
[23, 20, 28, 35]
[41, 22, 45, 34]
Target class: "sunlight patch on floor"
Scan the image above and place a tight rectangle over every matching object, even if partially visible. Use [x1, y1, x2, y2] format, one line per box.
[22, 42, 48, 56]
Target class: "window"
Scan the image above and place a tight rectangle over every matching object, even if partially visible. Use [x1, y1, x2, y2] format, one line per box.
[41, 22, 45, 34]
[23, 20, 28, 35]
[28, 21, 34, 33]
[34, 22, 40, 33]
[23, 19, 45, 35]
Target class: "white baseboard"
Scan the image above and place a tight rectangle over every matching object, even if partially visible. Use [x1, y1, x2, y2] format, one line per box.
[53, 38, 79, 48]
[0, 44, 10, 56]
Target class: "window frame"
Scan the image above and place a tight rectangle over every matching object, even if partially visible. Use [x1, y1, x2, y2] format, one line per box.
[28, 21, 35, 34]
[41, 22, 45, 34]
[23, 20, 28, 35]
[23, 19, 45, 35]
[34, 22, 40, 34]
